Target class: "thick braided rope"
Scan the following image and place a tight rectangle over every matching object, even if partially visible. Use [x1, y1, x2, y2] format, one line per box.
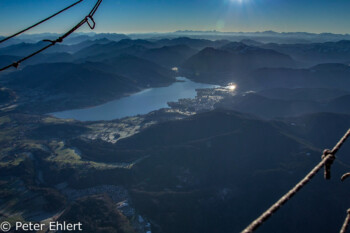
[340, 209, 350, 233]
[241, 129, 350, 233]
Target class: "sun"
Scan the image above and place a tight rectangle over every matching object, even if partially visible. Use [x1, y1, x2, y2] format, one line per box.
[230, 0, 247, 3]
[226, 84, 237, 91]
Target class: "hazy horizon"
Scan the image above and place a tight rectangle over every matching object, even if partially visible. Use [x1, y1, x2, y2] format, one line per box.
[1, 0, 350, 35]
[1, 29, 350, 37]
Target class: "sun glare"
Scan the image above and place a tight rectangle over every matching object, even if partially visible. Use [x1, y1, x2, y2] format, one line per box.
[229, 0, 250, 4]
[226, 84, 237, 91]
[231, 0, 244, 3]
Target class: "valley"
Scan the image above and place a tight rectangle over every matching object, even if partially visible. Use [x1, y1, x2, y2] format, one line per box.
[0, 32, 350, 233]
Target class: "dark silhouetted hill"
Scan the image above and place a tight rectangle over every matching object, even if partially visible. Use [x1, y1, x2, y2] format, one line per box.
[216, 87, 350, 118]
[110, 109, 350, 233]
[244, 63, 350, 91]
[328, 95, 350, 114]
[141, 44, 198, 68]
[216, 93, 322, 118]
[262, 40, 350, 65]
[283, 112, 350, 161]
[257, 88, 349, 102]
[182, 43, 295, 84]
[74, 39, 157, 61]
[4, 63, 138, 112]
[83, 54, 176, 87]
[4, 54, 175, 113]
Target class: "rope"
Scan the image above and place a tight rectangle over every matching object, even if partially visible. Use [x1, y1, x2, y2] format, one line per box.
[340, 209, 350, 233]
[0, 0, 103, 72]
[241, 129, 350, 233]
[0, 0, 83, 44]
[341, 173, 350, 182]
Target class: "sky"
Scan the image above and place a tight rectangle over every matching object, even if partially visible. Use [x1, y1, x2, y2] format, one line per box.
[0, 0, 350, 35]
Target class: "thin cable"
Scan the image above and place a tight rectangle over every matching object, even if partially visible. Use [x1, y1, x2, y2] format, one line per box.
[0, 0, 83, 44]
[0, 0, 103, 72]
[241, 129, 350, 233]
[89, 0, 103, 16]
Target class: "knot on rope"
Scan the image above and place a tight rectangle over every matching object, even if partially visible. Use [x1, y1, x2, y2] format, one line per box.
[12, 62, 19, 69]
[43, 39, 56, 45]
[43, 37, 63, 45]
[56, 37, 63, 43]
[322, 149, 335, 180]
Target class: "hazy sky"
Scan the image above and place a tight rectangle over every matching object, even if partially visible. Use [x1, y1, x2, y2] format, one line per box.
[0, 0, 350, 35]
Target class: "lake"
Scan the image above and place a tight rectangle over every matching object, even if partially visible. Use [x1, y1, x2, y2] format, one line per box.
[51, 77, 218, 121]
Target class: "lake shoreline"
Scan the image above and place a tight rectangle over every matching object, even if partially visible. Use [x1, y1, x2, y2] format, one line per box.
[51, 77, 219, 122]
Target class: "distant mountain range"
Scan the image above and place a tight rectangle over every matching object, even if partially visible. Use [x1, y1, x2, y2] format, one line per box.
[262, 40, 350, 65]
[0, 33, 130, 46]
[132, 30, 350, 43]
[2, 30, 350, 46]
[1, 35, 350, 115]
[182, 42, 296, 83]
